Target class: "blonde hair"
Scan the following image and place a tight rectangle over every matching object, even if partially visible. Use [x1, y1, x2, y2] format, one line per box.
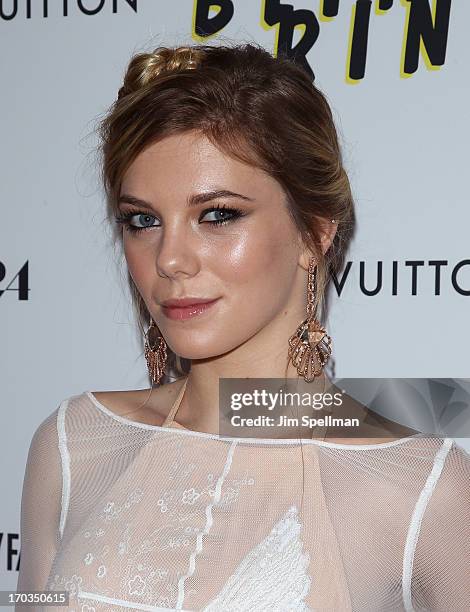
[99, 42, 355, 383]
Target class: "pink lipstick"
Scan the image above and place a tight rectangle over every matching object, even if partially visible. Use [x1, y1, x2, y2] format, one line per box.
[161, 297, 220, 321]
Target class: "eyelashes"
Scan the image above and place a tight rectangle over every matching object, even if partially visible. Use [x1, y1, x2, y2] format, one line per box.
[114, 203, 245, 234]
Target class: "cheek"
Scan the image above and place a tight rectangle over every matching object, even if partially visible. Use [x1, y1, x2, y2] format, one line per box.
[123, 238, 154, 299]
[217, 224, 298, 302]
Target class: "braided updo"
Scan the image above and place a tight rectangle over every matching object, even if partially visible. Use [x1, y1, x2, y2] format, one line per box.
[99, 42, 355, 383]
[117, 46, 206, 100]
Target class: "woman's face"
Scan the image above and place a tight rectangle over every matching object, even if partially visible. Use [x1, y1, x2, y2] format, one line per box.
[118, 130, 318, 360]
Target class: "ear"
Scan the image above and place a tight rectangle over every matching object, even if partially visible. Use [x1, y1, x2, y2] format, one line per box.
[298, 218, 338, 271]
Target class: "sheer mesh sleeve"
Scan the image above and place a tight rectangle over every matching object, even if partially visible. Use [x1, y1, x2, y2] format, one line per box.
[16, 405, 64, 604]
[412, 440, 470, 611]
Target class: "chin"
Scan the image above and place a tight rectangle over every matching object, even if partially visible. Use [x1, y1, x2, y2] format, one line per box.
[167, 332, 245, 362]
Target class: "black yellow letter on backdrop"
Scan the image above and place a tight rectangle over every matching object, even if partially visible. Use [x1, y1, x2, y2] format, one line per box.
[193, 0, 234, 38]
[402, 0, 451, 75]
[262, 0, 319, 80]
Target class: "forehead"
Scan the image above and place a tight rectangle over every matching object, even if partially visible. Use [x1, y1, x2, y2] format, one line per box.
[120, 131, 281, 198]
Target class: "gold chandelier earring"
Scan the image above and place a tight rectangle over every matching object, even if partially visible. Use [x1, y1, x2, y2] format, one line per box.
[287, 257, 332, 382]
[144, 318, 168, 385]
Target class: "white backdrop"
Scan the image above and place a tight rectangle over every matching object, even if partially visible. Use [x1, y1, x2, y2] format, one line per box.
[1, 0, 469, 593]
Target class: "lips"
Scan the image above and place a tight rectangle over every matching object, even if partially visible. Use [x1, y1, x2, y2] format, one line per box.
[161, 297, 219, 308]
[161, 297, 221, 321]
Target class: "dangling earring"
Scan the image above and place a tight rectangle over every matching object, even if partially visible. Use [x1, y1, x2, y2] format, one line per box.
[144, 318, 168, 385]
[287, 257, 332, 382]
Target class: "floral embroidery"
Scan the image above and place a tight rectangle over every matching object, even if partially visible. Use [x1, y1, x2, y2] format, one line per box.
[168, 535, 191, 548]
[63, 574, 83, 597]
[83, 552, 93, 566]
[51, 438, 257, 608]
[46, 573, 82, 607]
[97, 565, 106, 578]
[128, 574, 146, 596]
[156, 498, 169, 512]
[155, 568, 168, 580]
[182, 487, 200, 504]
[129, 489, 143, 503]
[100, 489, 144, 522]
[219, 486, 239, 505]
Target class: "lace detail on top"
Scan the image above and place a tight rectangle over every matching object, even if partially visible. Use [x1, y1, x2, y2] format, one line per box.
[16, 391, 470, 611]
[202, 505, 312, 611]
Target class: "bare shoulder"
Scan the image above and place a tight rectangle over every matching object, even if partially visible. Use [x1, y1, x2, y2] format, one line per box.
[91, 377, 187, 427]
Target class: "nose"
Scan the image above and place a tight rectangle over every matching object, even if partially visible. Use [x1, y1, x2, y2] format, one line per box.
[155, 219, 200, 280]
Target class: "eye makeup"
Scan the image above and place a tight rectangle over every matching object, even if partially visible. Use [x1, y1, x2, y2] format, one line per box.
[114, 203, 246, 234]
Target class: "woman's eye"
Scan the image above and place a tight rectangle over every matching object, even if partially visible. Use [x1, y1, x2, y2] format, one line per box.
[130, 213, 159, 229]
[200, 206, 244, 226]
[116, 212, 159, 233]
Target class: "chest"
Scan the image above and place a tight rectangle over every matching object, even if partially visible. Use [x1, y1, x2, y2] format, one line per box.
[46, 441, 412, 610]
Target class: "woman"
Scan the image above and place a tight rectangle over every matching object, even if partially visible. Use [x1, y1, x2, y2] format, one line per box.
[17, 43, 470, 611]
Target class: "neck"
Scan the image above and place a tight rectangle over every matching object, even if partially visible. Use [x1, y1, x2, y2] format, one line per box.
[173, 318, 332, 436]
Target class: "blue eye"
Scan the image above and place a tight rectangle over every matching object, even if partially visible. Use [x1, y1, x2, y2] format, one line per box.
[200, 205, 244, 226]
[115, 204, 244, 234]
[113, 212, 159, 234]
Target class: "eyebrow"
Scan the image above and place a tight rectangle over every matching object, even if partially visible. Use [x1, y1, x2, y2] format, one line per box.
[118, 189, 254, 210]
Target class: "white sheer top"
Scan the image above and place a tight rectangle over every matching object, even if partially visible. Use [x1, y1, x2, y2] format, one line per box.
[16, 380, 470, 611]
